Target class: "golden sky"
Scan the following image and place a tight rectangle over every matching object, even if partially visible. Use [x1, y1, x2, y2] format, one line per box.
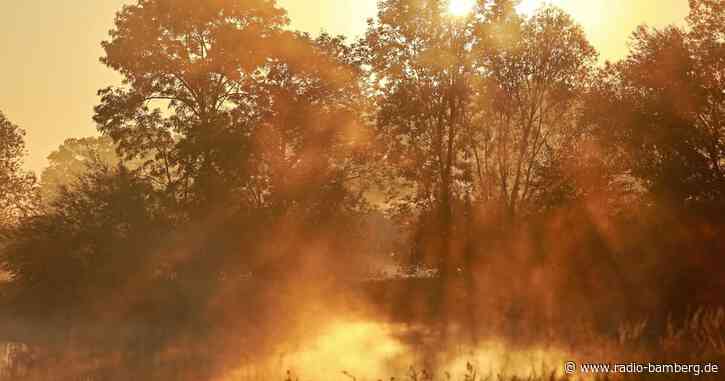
[0, 0, 688, 173]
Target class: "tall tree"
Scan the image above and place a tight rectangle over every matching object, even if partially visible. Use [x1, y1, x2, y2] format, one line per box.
[360, 0, 479, 269]
[93, 0, 372, 300]
[685, 0, 724, 201]
[251, 33, 371, 215]
[94, 0, 291, 208]
[0, 112, 37, 228]
[361, 1, 596, 259]
[95, 0, 370, 218]
[471, 6, 597, 218]
[358, 0, 525, 343]
[584, 0, 724, 207]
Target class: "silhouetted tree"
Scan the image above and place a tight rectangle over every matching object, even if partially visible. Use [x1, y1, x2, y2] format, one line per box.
[360, 0, 483, 275]
[574, 0, 725, 327]
[0, 111, 37, 228]
[94, 0, 292, 208]
[166, 32, 373, 286]
[472, 6, 597, 217]
[90, 5, 375, 360]
[584, 1, 724, 208]
[39, 136, 124, 203]
[250, 33, 370, 214]
[2, 165, 168, 316]
[95, 0, 370, 219]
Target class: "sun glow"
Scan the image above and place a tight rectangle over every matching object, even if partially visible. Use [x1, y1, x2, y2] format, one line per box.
[218, 318, 579, 381]
[448, 0, 475, 16]
[516, 0, 558, 16]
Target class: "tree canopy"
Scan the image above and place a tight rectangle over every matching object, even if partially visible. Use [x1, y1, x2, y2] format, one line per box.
[584, 0, 724, 208]
[39, 136, 124, 203]
[0, 112, 37, 228]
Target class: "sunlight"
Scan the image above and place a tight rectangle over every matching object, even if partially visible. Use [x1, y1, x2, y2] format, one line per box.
[220, 320, 577, 381]
[286, 320, 407, 378]
[448, 0, 475, 17]
[516, 0, 555, 16]
[222, 320, 410, 381]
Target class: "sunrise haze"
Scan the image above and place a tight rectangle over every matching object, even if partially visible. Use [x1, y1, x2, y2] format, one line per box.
[0, 0, 689, 173]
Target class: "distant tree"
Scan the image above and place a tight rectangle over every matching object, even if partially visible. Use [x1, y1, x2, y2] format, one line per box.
[2, 165, 168, 315]
[687, 0, 725, 52]
[0, 112, 37, 228]
[39, 136, 122, 203]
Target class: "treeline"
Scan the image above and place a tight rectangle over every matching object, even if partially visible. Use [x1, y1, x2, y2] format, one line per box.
[0, 0, 723, 379]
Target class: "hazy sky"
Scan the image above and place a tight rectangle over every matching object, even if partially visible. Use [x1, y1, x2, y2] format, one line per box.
[0, 0, 688, 174]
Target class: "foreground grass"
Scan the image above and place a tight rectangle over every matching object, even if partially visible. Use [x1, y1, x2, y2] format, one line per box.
[1, 307, 723, 381]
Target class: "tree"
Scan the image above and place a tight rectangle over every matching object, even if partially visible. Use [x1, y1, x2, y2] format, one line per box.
[169, 32, 374, 284]
[361, 1, 597, 258]
[360, 0, 480, 269]
[0, 111, 37, 228]
[584, 0, 724, 207]
[39, 136, 124, 203]
[358, 3, 601, 344]
[684, 0, 724, 203]
[250, 32, 371, 216]
[471, 6, 597, 218]
[359, 0, 529, 343]
[94, 0, 292, 208]
[2, 165, 168, 315]
[95, 0, 370, 219]
[93, 0, 373, 304]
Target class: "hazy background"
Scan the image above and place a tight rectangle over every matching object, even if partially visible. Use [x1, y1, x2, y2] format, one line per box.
[0, 0, 689, 173]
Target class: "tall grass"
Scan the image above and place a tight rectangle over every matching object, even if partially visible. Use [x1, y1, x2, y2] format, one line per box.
[1, 307, 723, 381]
